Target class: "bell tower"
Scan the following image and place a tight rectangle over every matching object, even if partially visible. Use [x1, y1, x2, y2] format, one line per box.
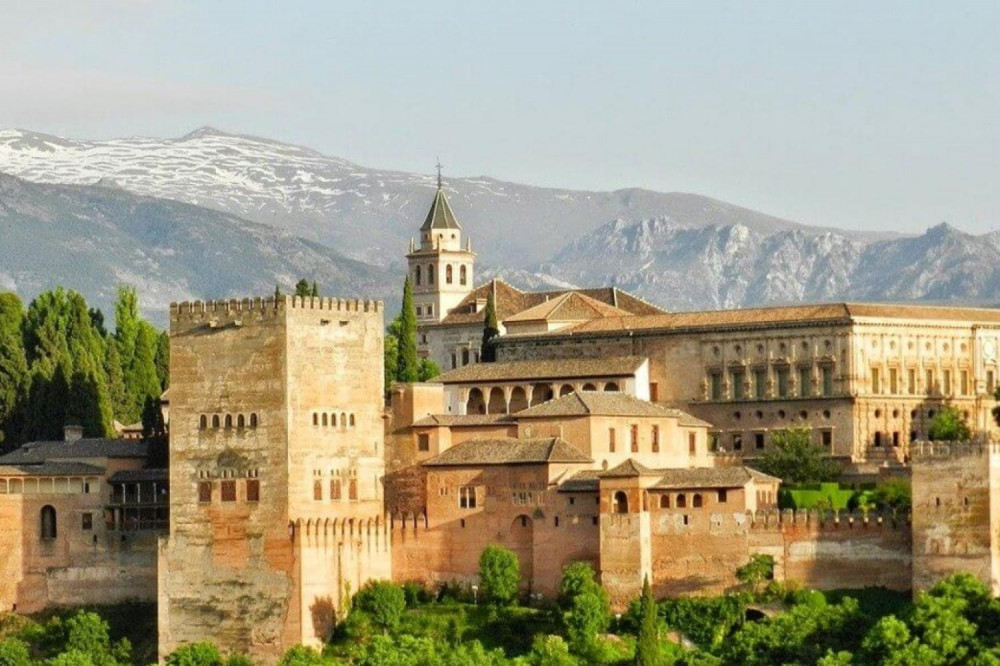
[405, 164, 475, 324]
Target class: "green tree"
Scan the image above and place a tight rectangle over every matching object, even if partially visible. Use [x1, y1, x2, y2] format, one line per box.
[166, 642, 222, 666]
[736, 554, 775, 595]
[525, 635, 577, 666]
[0, 293, 27, 447]
[354, 580, 406, 635]
[928, 405, 972, 442]
[396, 278, 419, 383]
[0, 638, 32, 666]
[480, 290, 499, 363]
[310, 281, 319, 298]
[754, 427, 840, 483]
[125, 322, 162, 422]
[294, 279, 311, 298]
[418, 358, 440, 382]
[154, 331, 170, 391]
[276, 645, 323, 666]
[478, 545, 520, 606]
[384, 315, 401, 388]
[274, 284, 282, 299]
[114, 286, 140, 381]
[565, 591, 611, 657]
[558, 562, 607, 612]
[104, 343, 128, 424]
[634, 576, 661, 666]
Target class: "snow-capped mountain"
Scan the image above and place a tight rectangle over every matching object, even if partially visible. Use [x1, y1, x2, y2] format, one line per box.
[0, 174, 392, 323]
[0, 127, 877, 270]
[541, 218, 1000, 310]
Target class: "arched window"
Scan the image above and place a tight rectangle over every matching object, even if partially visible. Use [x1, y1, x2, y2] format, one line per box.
[605, 382, 620, 392]
[40, 505, 57, 540]
[212, 415, 220, 428]
[349, 414, 356, 427]
[224, 414, 233, 429]
[613, 491, 629, 514]
[415, 265, 422, 286]
[332, 413, 337, 426]
[659, 495, 671, 509]
[676, 494, 687, 508]
[460, 265, 467, 286]
[313, 413, 318, 426]
[199, 415, 207, 430]
[446, 265, 453, 284]
[237, 414, 245, 428]
[428, 265, 435, 285]
[322, 413, 328, 426]
[693, 493, 703, 508]
[250, 413, 258, 427]
[341, 412, 347, 427]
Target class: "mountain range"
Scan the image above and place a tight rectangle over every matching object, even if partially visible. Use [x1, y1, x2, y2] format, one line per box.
[0, 126, 997, 320]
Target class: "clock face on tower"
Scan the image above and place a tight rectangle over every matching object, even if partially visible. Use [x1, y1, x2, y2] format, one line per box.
[985, 341, 996, 360]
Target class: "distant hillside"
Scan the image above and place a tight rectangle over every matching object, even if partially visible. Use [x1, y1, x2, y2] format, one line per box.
[0, 174, 393, 323]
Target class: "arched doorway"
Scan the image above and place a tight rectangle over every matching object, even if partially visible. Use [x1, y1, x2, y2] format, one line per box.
[509, 387, 529, 412]
[612, 491, 629, 514]
[487, 387, 507, 414]
[467, 389, 486, 415]
[508, 515, 534, 593]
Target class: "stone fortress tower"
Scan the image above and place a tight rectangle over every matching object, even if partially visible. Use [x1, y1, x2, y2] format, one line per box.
[158, 296, 390, 662]
[405, 165, 476, 325]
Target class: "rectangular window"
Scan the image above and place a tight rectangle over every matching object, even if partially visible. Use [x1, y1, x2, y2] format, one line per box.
[822, 430, 833, 448]
[688, 432, 696, 455]
[755, 369, 767, 399]
[926, 369, 935, 394]
[907, 368, 916, 395]
[630, 425, 639, 453]
[710, 373, 722, 400]
[608, 428, 616, 453]
[330, 478, 342, 500]
[717, 490, 727, 503]
[944, 369, 952, 395]
[649, 382, 659, 402]
[652, 426, 660, 453]
[777, 367, 789, 398]
[709, 433, 719, 452]
[874, 432, 883, 447]
[246, 479, 260, 502]
[799, 367, 811, 397]
[960, 370, 969, 396]
[459, 486, 477, 509]
[198, 482, 212, 503]
[81, 513, 93, 531]
[451, 354, 457, 370]
[988, 370, 996, 395]
[417, 434, 430, 452]
[731, 369, 745, 400]
[822, 366, 833, 397]
[348, 478, 358, 500]
[754, 432, 765, 450]
[221, 480, 236, 502]
[732, 434, 743, 451]
[313, 480, 323, 501]
[892, 431, 900, 448]
[889, 368, 898, 394]
[871, 368, 881, 394]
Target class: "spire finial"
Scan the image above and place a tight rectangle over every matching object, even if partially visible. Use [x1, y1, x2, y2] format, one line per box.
[436, 158, 443, 190]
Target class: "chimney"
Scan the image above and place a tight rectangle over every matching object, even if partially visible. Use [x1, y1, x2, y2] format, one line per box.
[63, 425, 84, 443]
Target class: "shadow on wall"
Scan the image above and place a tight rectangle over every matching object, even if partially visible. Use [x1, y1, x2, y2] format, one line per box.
[310, 595, 335, 643]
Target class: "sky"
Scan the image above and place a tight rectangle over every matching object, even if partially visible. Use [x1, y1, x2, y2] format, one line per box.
[0, 0, 997, 235]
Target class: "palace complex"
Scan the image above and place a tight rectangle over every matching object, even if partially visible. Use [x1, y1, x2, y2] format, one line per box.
[2, 183, 1000, 662]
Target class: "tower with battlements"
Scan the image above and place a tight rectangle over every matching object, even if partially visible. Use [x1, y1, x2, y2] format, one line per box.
[158, 296, 390, 662]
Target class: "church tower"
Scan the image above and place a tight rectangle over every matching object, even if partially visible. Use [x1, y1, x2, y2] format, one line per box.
[405, 167, 475, 324]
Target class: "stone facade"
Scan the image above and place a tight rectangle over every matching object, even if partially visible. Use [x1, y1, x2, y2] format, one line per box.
[158, 296, 390, 662]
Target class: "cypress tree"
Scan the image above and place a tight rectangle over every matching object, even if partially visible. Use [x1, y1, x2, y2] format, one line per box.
[295, 279, 311, 297]
[274, 284, 282, 299]
[154, 331, 170, 391]
[128, 322, 163, 420]
[105, 343, 128, 423]
[0, 293, 27, 447]
[114, 286, 140, 378]
[635, 576, 661, 666]
[383, 315, 401, 389]
[481, 289, 500, 362]
[396, 278, 419, 383]
[310, 281, 319, 298]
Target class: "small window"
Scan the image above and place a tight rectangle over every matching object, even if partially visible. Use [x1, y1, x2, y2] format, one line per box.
[40, 506, 57, 540]
[822, 430, 833, 448]
[732, 434, 743, 451]
[612, 491, 629, 514]
[428, 264, 435, 285]
[676, 494, 687, 509]
[348, 478, 358, 500]
[198, 482, 212, 503]
[418, 434, 430, 452]
[250, 413, 258, 428]
[554, 517, 560, 527]
[341, 413, 347, 427]
[225, 414, 233, 429]
[609, 428, 616, 453]
[313, 480, 323, 501]
[246, 479, 260, 502]
[81, 512, 93, 531]
[446, 264, 453, 284]
[630, 424, 639, 453]
[416, 306, 422, 316]
[459, 486, 477, 509]
[415, 265, 422, 286]
[460, 265, 467, 286]
[874, 432, 883, 448]
[659, 495, 670, 509]
[332, 413, 337, 426]
[652, 425, 660, 453]
[688, 432, 697, 455]
[349, 414, 356, 427]
[221, 480, 236, 502]
[717, 490, 727, 503]
[199, 415, 207, 429]
[755, 433, 765, 450]
[330, 478, 342, 500]
[237, 414, 245, 428]
[313, 413, 319, 426]
[212, 415, 220, 428]
[693, 493, 703, 508]
[322, 413, 328, 426]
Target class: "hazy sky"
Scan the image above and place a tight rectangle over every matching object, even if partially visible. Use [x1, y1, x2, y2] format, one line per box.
[1, 1, 997, 235]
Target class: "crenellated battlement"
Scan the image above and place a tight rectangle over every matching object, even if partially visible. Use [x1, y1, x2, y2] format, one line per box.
[910, 440, 1000, 460]
[170, 295, 383, 324]
[747, 508, 910, 531]
[289, 515, 388, 541]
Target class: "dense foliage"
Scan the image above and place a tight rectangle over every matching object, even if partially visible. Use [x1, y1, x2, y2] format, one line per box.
[927, 405, 972, 442]
[480, 290, 499, 363]
[478, 546, 520, 607]
[383, 279, 439, 390]
[0, 287, 167, 449]
[753, 427, 842, 483]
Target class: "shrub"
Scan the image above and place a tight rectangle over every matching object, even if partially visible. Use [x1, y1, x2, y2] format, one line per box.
[276, 645, 323, 666]
[558, 563, 603, 611]
[223, 655, 255, 666]
[0, 638, 31, 666]
[753, 428, 840, 483]
[524, 635, 577, 666]
[402, 582, 430, 608]
[736, 554, 775, 595]
[353, 580, 406, 634]
[479, 546, 520, 607]
[928, 406, 971, 442]
[166, 642, 223, 666]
